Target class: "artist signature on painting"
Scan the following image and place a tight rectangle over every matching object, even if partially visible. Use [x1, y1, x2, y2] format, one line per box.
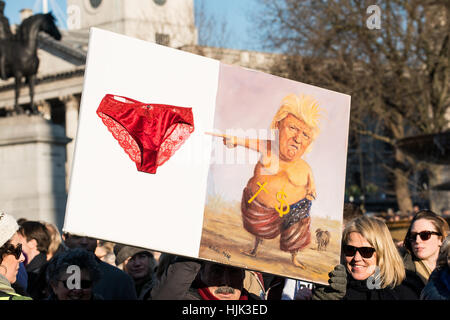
[208, 245, 231, 261]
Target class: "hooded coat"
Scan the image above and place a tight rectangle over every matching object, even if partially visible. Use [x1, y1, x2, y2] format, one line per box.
[0, 273, 32, 300]
[420, 267, 450, 300]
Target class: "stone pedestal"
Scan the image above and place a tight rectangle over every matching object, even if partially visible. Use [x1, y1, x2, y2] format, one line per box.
[0, 115, 71, 229]
[62, 95, 79, 190]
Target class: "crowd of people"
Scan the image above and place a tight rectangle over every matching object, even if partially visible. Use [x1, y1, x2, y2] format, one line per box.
[366, 204, 450, 223]
[0, 205, 449, 301]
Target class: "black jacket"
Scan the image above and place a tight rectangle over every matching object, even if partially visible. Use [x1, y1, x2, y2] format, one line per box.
[344, 270, 422, 300]
[420, 267, 450, 300]
[25, 252, 48, 299]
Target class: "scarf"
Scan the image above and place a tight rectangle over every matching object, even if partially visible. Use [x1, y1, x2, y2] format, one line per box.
[0, 273, 16, 296]
[197, 287, 248, 300]
[345, 277, 398, 300]
[414, 260, 432, 284]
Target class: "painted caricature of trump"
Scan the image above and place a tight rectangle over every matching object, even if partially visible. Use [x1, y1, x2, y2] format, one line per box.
[208, 93, 323, 268]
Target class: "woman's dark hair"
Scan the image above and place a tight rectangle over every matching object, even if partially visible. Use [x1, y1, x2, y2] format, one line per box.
[0, 240, 18, 264]
[46, 248, 101, 286]
[155, 253, 177, 280]
[403, 210, 449, 254]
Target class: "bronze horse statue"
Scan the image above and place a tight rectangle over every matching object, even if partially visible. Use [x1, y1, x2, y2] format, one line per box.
[0, 13, 61, 114]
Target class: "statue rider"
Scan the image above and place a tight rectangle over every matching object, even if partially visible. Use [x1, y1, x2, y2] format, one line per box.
[0, 0, 13, 80]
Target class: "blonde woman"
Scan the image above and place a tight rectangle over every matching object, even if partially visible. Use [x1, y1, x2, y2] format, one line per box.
[313, 216, 422, 300]
[44, 222, 64, 261]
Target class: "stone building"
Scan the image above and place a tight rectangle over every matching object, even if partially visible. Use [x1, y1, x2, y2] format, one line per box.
[0, 0, 282, 228]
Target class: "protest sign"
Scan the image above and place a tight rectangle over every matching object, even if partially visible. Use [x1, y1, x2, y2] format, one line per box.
[64, 28, 350, 284]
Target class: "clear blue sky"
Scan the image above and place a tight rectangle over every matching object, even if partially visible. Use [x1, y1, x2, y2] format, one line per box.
[3, 0, 264, 51]
[4, 0, 67, 27]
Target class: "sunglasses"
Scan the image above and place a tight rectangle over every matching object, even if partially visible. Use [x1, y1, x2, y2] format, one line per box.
[59, 279, 93, 290]
[343, 244, 376, 259]
[409, 231, 441, 242]
[6, 243, 22, 260]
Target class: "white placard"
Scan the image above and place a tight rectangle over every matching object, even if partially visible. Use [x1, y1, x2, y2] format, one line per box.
[64, 28, 220, 257]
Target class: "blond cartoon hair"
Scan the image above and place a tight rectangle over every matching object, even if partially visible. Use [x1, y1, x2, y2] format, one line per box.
[270, 94, 322, 154]
[343, 216, 406, 289]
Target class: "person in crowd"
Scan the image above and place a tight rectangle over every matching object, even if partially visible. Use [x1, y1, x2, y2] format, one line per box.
[152, 251, 162, 264]
[313, 216, 423, 300]
[156, 257, 276, 300]
[282, 202, 363, 300]
[17, 221, 50, 297]
[244, 270, 286, 300]
[242, 270, 264, 298]
[20, 222, 65, 300]
[261, 273, 286, 300]
[46, 248, 102, 300]
[441, 208, 450, 218]
[9, 217, 29, 296]
[281, 279, 315, 300]
[400, 210, 449, 286]
[0, 211, 32, 300]
[151, 256, 260, 300]
[44, 222, 65, 261]
[15, 222, 65, 300]
[155, 253, 177, 282]
[95, 240, 116, 266]
[114, 244, 157, 300]
[154, 254, 279, 300]
[63, 233, 137, 300]
[420, 235, 450, 300]
[13, 260, 28, 295]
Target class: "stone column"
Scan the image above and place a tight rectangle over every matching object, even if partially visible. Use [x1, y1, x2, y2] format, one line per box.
[0, 115, 71, 229]
[37, 100, 52, 120]
[61, 95, 79, 191]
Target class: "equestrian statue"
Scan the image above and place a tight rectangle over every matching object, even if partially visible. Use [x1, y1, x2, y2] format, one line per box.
[0, 1, 61, 115]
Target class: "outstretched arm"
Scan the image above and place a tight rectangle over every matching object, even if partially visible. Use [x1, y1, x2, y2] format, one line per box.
[205, 131, 272, 155]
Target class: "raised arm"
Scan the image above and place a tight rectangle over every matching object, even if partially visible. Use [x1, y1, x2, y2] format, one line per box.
[151, 257, 202, 300]
[205, 131, 272, 155]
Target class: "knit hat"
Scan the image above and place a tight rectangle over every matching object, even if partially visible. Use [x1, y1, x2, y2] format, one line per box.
[113, 244, 154, 266]
[0, 211, 19, 247]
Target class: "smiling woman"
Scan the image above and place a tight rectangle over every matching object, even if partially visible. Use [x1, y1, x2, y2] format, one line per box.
[0, 211, 32, 300]
[313, 216, 425, 300]
[342, 217, 406, 288]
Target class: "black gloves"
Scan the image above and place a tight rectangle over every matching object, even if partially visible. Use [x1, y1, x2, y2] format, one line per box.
[312, 264, 347, 300]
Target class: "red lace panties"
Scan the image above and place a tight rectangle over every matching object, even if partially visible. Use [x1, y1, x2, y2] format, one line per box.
[96, 94, 194, 174]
